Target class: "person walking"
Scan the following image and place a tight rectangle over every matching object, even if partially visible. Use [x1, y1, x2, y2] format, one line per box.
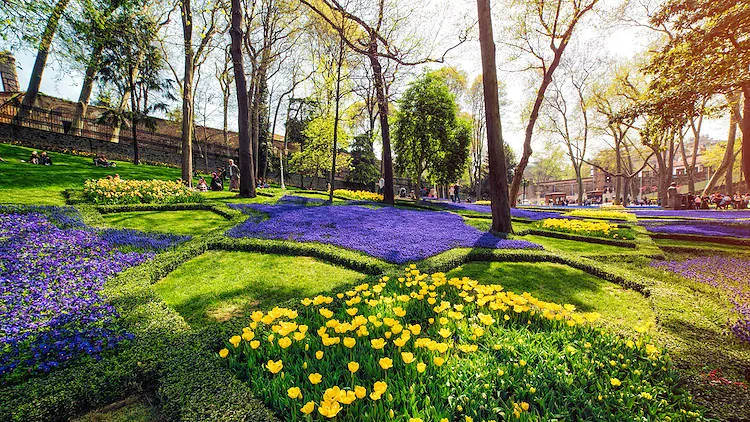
[448, 185, 455, 202]
[454, 183, 461, 203]
[227, 160, 240, 191]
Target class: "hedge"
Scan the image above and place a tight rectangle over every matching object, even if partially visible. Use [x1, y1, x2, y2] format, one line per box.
[95, 202, 241, 221]
[1, 203, 661, 421]
[647, 232, 750, 247]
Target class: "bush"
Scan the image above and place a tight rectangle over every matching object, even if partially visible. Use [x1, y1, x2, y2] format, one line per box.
[83, 177, 204, 205]
[333, 189, 383, 202]
[218, 268, 701, 421]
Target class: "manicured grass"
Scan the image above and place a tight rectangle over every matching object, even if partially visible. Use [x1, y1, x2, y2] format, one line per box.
[100, 210, 232, 236]
[446, 261, 654, 333]
[154, 251, 369, 327]
[0, 143, 180, 205]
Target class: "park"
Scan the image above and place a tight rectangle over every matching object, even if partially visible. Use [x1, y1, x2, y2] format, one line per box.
[1, 0, 749, 421]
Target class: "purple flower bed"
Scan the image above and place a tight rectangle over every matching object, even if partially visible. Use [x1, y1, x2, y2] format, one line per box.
[0, 210, 184, 381]
[98, 228, 191, 250]
[642, 220, 750, 238]
[631, 209, 750, 220]
[0, 205, 85, 228]
[651, 257, 750, 344]
[228, 204, 541, 263]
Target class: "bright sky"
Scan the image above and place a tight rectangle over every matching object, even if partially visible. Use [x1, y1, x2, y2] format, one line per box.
[8, 0, 729, 162]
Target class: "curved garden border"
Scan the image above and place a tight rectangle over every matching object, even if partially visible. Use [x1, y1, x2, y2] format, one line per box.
[0, 202, 659, 421]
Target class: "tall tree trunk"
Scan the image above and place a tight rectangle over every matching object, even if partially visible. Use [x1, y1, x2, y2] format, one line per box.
[742, 84, 750, 191]
[181, 0, 195, 186]
[368, 39, 394, 205]
[230, 0, 255, 197]
[329, 37, 344, 202]
[17, 0, 71, 122]
[71, 44, 103, 136]
[704, 92, 741, 195]
[614, 137, 622, 205]
[477, 0, 512, 233]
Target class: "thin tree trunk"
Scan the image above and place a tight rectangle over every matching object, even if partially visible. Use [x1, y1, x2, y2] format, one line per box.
[17, 0, 71, 121]
[477, 0, 512, 233]
[742, 84, 750, 191]
[230, 0, 255, 197]
[129, 84, 139, 165]
[181, 0, 195, 186]
[329, 37, 344, 202]
[368, 40, 394, 205]
[704, 92, 741, 195]
[71, 44, 103, 136]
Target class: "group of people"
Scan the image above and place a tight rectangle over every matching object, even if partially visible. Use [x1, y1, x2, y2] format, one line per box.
[28, 151, 52, 165]
[197, 159, 242, 192]
[93, 154, 115, 167]
[448, 183, 461, 203]
[691, 192, 750, 210]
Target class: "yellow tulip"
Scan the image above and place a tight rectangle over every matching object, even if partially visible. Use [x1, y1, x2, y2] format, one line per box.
[354, 385, 366, 399]
[241, 331, 254, 341]
[433, 356, 445, 366]
[219, 348, 229, 358]
[610, 378, 621, 387]
[266, 359, 283, 374]
[401, 352, 416, 364]
[371, 338, 386, 350]
[316, 350, 324, 359]
[300, 401, 315, 415]
[343, 337, 356, 348]
[416, 362, 427, 373]
[229, 335, 241, 348]
[348, 361, 360, 373]
[379, 357, 393, 370]
[250, 340, 260, 349]
[278, 337, 292, 349]
[308, 373, 323, 384]
[287, 386, 302, 399]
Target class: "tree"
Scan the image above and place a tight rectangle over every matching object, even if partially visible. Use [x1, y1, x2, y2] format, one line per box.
[298, 0, 467, 205]
[289, 113, 350, 187]
[393, 72, 466, 200]
[646, 0, 750, 190]
[347, 134, 379, 188]
[15, 0, 71, 121]
[542, 53, 596, 204]
[178, 0, 224, 186]
[477, 0, 512, 233]
[97, 8, 171, 164]
[504, 0, 601, 206]
[229, 0, 256, 197]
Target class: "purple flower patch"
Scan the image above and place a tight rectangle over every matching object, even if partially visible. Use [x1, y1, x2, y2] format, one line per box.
[651, 257, 750, 344]
[642, 220, 750, 239]
[228, 204, 541, 263]
[0, 210, 179, 381]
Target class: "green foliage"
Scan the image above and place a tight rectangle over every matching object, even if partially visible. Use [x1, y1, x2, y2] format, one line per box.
[346, 134, 379, 187]
[290, 113, 350, 180]
[393, 73, 469, 188]
[100, 210, 232, 236]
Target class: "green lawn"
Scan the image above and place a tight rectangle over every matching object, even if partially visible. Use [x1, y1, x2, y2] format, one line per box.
[100, 210, 232, 236]
[154, 251, 369, 327]
[446, 261, 654, 333]
[0, 143, 180, 205]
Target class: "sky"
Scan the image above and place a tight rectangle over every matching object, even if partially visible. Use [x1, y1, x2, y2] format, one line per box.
[6, 0, 729, 163]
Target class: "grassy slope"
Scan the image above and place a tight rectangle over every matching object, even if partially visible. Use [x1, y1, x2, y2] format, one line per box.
[446, 262, 655, 334]
[0, 143, 180, 205]
[100, 210, 232, 236]
[154, 251, 368, 328]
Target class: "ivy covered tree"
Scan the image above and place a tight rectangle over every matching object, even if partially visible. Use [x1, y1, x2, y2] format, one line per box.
[393, 72, 470, 199]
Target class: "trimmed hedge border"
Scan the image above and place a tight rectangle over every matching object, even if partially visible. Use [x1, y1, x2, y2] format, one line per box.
[95, 202, 240, 220]
[647, 232, 750, 247]
[516, 228, 637, 248]
[1, 204, 661, 421]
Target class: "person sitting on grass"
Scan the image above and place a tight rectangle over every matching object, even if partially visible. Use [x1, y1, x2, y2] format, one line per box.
[211, 167, 224, 191]
[29, 151, 39, 164]
[40, 151, 52, 165]
[197, 177, 208, 192]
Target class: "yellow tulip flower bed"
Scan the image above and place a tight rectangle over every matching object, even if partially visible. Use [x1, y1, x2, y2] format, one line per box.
[539, 218, 636, 240]
[219, 267, 700, 421]
[83, 176, 203, 205]
[564, 209, 636, 222]
[333, 189, 384, 202]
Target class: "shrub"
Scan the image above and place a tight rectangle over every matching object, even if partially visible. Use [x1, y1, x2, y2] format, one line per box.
[218, 268, 701, 421]
[83, 176, 203, 205]
[538, 218, 636, 240]
[333, 189, 383, 202]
